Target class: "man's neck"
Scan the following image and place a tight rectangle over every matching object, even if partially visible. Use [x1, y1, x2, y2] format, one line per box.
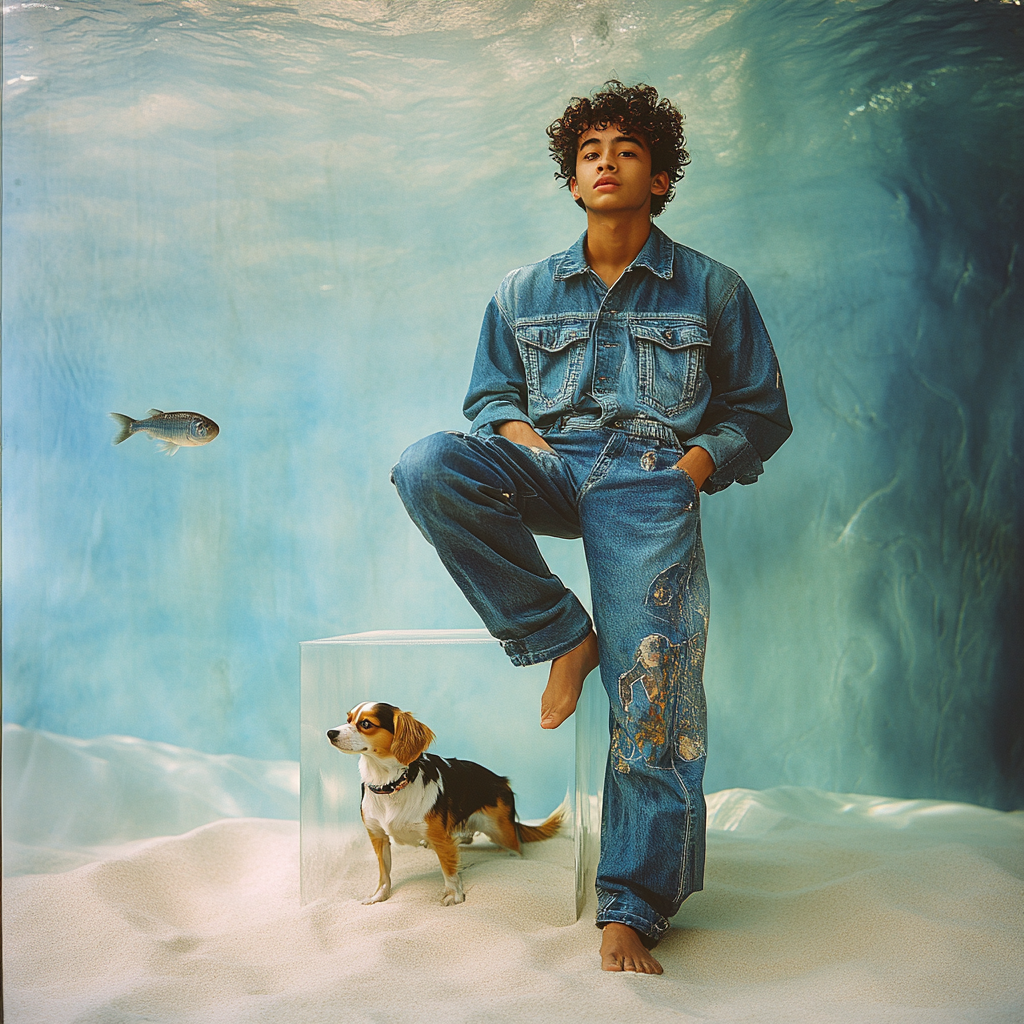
[582, 210, 653, 289]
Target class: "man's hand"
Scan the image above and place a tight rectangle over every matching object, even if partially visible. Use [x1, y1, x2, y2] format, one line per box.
[674, 446, 715, 493]
[499, 421, 711, 489]
[497, 420, 555, 452]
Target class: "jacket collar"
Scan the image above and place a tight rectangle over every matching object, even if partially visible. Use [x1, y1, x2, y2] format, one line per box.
[553, 224, 675, 281]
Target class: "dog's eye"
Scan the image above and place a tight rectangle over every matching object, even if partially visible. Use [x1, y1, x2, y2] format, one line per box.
[358, 719, 374, 730]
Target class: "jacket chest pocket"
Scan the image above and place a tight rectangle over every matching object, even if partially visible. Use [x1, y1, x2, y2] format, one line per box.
[516, 322, 591, 410]
[632, 321, 711, 417]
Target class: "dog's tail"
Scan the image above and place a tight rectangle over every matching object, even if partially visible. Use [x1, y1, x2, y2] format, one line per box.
[516, 801, 566, 843]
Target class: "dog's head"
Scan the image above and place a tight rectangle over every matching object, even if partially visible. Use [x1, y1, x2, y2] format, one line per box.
[326, 702, 435, 765]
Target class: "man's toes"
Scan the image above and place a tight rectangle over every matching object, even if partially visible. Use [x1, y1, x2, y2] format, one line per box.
[540, 707, 569, 729]
[619, 955, 658, 974]
[641, 956, 663, 975]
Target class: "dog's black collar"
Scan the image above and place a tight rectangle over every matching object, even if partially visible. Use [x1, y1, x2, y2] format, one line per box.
[366, 761, 420, 795]
[366, 772, 410, 795]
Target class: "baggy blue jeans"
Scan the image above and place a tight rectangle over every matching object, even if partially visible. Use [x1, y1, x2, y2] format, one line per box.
[391, 418, 708, 942]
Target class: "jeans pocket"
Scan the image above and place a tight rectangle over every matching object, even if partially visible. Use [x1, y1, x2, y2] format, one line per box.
[508, 439, 562, 461]
[668, 464, 699, 509]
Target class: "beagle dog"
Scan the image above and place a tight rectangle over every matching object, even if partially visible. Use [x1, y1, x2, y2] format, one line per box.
[327, 701, 563, 906]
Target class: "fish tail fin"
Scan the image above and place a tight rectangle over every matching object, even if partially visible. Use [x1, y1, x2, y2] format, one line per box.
[157, 440, 180, 456]
[110, 413, 135, 445]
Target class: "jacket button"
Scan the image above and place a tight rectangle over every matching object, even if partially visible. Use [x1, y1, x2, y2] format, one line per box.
[663, 330, 672, 339]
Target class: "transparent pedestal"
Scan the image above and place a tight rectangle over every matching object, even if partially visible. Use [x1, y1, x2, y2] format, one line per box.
[300, 629, 608, 922]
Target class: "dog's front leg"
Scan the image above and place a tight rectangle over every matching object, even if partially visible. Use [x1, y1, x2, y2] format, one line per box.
[426, 817, 465, 905]
[362, 831, 392, 904]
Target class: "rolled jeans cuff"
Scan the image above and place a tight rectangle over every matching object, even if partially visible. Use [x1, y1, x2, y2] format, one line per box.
[596, 890, 670, 946]
[498, 597, 592, 668]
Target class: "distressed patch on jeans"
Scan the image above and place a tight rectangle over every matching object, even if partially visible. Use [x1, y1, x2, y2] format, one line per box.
[646, 560, 710, 639]
[610, 721, 634, 773]
[618, 633, 707, 763]
[617, 634, 677, 764]
[646, 562, 689, 626]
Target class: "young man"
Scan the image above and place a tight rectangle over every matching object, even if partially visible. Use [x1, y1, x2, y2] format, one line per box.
[392, 81, 791, 974]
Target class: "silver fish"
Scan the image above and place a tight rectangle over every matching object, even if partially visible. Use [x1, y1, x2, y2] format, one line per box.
[110, 409, 220, 456]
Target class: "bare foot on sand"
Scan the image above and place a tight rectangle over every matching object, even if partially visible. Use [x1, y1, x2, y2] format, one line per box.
[600, 923, 664, 974]
[540, 630, 599, 729]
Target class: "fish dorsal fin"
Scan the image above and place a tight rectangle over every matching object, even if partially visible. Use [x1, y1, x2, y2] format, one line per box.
[147, 409, 164, 418]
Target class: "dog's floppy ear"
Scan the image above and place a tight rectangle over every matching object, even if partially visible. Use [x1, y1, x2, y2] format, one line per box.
[390, 709, 435, 764]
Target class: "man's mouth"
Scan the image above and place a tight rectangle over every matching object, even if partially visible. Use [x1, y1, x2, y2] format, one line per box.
[595, 177, 619, 188]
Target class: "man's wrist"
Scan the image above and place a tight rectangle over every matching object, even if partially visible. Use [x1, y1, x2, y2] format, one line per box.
[497, 419, 556, 452]
[496, 419, 532, 440]
[675, 446, 715, 492]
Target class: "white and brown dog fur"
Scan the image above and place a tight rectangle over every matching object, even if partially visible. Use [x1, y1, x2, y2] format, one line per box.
[327, 701, 563, 906]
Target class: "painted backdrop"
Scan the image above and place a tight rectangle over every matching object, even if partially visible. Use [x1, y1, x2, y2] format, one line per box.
[3, 0, 1022, 808]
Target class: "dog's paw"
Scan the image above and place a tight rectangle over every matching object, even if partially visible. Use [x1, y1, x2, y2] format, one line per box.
[361, 886, 391, 905]
[441, 888, 466, 906]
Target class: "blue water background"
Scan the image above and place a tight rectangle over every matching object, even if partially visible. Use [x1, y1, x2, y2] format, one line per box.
[3, 0, 1022, 808]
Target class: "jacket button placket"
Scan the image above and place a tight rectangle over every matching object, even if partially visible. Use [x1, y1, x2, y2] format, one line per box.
[593, 302, 627, 420]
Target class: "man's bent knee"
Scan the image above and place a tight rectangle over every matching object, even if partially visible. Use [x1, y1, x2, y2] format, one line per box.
[391, 431, 467, 501]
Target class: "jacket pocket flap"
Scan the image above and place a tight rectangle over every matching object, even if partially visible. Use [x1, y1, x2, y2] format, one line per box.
[631, 322, 710, 350]
[517, 323, 591, 351]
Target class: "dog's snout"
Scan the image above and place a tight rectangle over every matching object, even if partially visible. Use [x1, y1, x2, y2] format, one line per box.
[327, 729, 340, 741]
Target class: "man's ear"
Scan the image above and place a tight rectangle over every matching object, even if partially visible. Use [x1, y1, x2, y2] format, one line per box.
[651, 170, 670, 197]
[390, 709, 435, 765]
[569, 176, 580, 199]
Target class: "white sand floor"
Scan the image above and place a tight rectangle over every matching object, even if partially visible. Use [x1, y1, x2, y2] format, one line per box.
[3, 725, 1023, 1023]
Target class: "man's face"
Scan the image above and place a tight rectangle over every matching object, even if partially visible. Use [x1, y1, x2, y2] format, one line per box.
[570, 123, 670, 214]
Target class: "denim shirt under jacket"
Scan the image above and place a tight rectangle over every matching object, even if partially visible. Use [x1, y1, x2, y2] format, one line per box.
[464, 225, 792, 494]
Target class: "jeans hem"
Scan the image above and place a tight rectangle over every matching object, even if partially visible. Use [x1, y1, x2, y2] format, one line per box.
[500, 618, 593, 668]
[595, 911, 670, 946]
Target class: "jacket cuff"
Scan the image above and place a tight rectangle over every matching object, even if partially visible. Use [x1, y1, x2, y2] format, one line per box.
[686, 429, 764, 494]
[469, 402, 533, 436]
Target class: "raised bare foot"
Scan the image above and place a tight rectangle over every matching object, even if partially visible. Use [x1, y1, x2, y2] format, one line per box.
[599, 923, 664, 974]
[540, 630, 599, 729]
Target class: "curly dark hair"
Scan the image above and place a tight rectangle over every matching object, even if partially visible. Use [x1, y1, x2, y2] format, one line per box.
[546, 80, 689, 217]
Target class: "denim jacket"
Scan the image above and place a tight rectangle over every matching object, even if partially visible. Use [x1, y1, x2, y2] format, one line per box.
[463, 225, 792, 493]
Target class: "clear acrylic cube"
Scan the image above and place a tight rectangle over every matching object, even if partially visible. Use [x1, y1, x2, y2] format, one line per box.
[300, 629, 608, 922]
